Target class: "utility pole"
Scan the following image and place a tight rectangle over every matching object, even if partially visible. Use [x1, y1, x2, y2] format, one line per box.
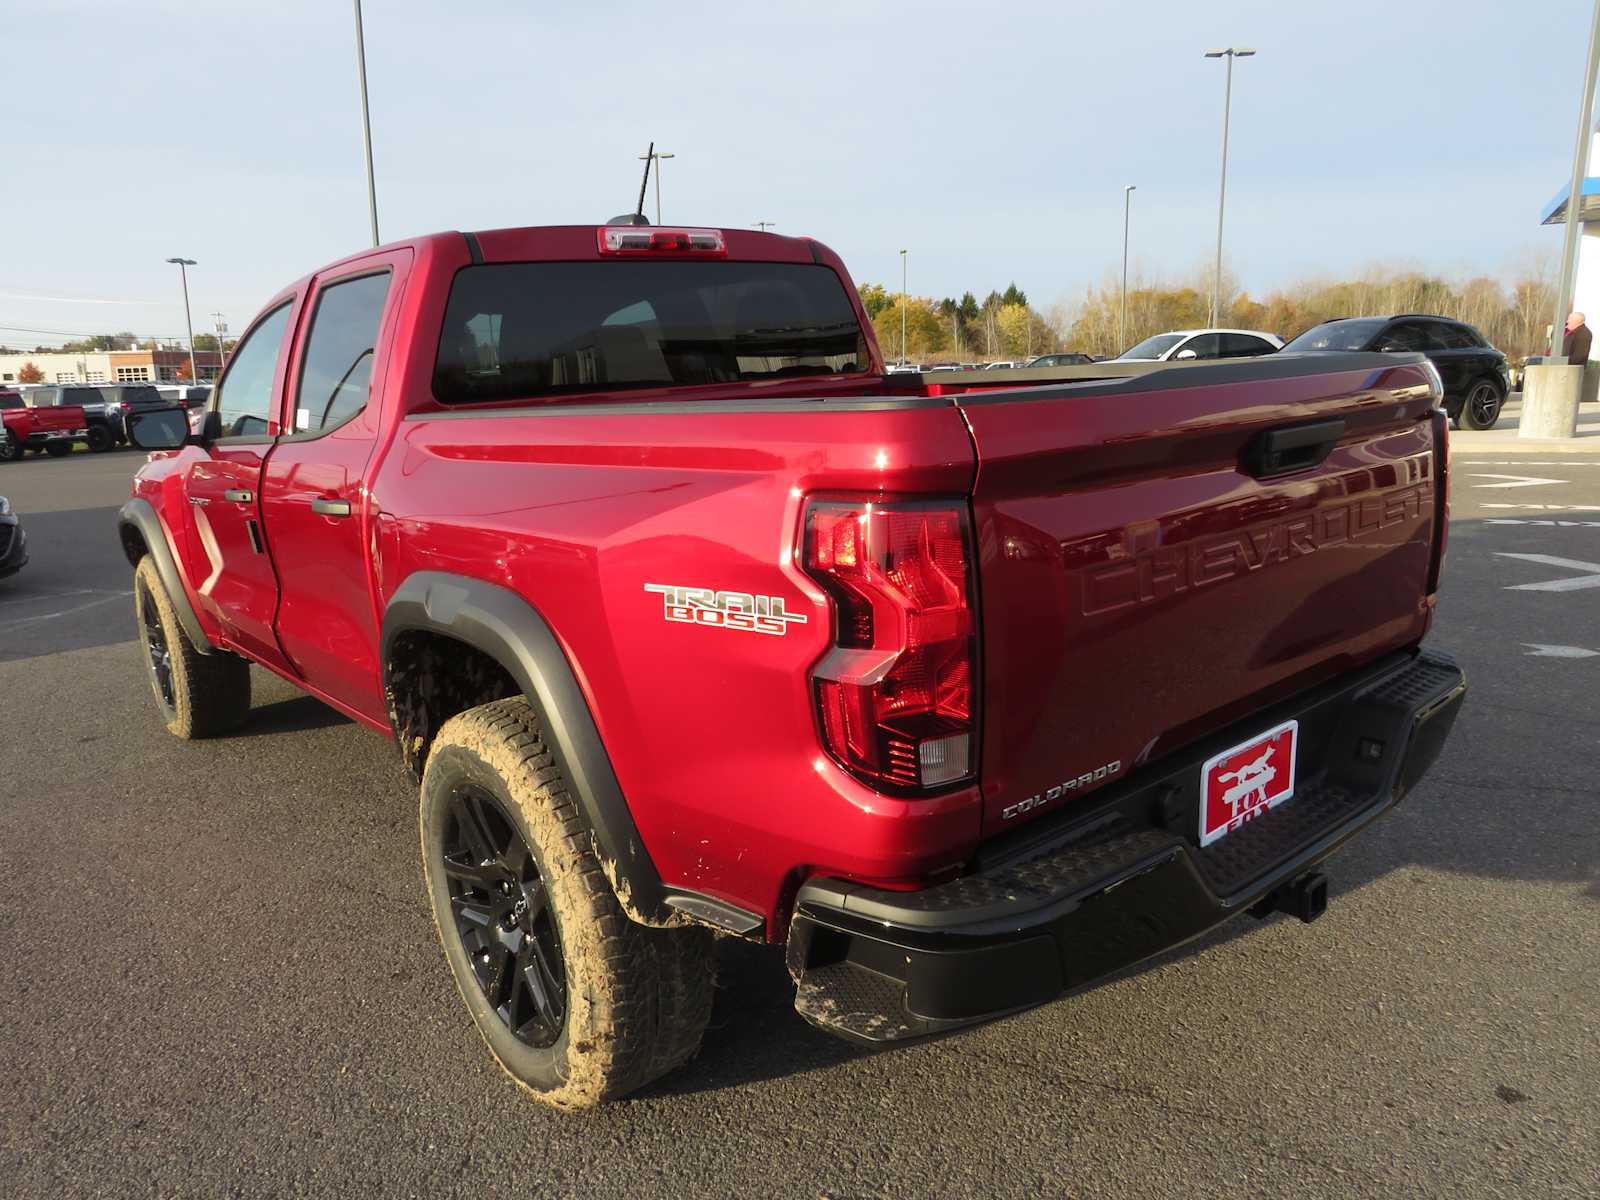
[1205, 47, 1255, 328]
[637, 149, 675, 223]
[211, 312, 229, 373]
[1551, 0, 1600, 356]
[752, 221, 776, 231]
[353, 0, 380, 246]
[896, 249, 908, 366]
[165, 258, 198, 385]
[1121, 184, 1136, 352]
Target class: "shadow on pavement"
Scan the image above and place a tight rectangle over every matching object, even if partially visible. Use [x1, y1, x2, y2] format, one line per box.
[245, 693, 354, 736]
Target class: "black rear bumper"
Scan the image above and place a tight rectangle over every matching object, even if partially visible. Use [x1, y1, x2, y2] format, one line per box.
[786, 647, 1466, 1044]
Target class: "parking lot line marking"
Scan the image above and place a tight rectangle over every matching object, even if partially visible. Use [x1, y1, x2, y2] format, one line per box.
[1467, 474, 1567, 489]
[1522, 643, 1600, 658]
[1485, 518, 1600, 527]
[1496, 552, 1600, 592]
[0, 590, 131, 628]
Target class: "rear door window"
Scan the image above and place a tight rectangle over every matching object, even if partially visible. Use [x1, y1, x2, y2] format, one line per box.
[292, 270, 391, 433]
[433, 261, 869, 404]
[1219, 333, 1274, 358]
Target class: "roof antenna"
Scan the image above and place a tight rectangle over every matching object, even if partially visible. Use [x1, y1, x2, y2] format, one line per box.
[607, 143, 654, 226]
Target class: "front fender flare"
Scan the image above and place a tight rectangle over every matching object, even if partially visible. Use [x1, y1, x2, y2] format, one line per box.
[118, 497, 213, 654]
[381, 572, 670, 924]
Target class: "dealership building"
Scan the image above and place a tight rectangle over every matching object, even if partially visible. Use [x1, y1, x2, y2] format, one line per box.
[0, 347, 223, 386]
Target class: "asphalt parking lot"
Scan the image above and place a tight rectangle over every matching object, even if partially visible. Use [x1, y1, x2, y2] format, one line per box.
[1, 428, 1596, 1199]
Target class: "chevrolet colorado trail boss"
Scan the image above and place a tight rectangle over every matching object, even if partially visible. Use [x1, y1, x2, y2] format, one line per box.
[120, 222, 1465, 1107]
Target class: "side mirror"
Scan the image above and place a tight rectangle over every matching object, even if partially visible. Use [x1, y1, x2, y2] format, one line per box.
[1174, 349, 1199, 360]
[128, 407, 192, 450]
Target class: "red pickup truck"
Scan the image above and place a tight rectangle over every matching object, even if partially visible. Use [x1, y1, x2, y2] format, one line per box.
[0, 388, 89, 460]
[119, 223, 1465, 1107]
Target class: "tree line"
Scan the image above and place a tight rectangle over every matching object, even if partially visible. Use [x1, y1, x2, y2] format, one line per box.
[860, 258, 1559, 363]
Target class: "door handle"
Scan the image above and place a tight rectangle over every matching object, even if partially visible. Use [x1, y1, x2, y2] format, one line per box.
[223, 489, 254, 503]
[189, 496, 210, 507]
[310, 497, 352, 518]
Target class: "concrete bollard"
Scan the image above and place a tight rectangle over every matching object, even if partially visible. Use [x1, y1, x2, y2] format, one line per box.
[1520, 364, 1583, 438]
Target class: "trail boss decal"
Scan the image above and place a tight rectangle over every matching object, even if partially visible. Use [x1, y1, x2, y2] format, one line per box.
[644, 584, 808, 636]
[1002, 759, 1123, 820]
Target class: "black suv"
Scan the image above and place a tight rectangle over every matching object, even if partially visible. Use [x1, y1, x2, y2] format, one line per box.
[1281, 315, 1510, 429]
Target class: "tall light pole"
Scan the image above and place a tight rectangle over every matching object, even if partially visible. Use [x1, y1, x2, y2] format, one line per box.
[900, 249, 908, 365]
[1551, 0, 1600, 356]
[353, 0, 380, 247]
[1205, 47, 1254, 328]
[637, 149, 675, 223]
[165, 258, 198, 385]
[1121, 184, 1136, 352]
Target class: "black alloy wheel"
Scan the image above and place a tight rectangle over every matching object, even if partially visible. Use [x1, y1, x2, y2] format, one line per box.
[138, 582, 176, 714]
[1460, 380, 1503, 431]
[440, 783, 567, 1048]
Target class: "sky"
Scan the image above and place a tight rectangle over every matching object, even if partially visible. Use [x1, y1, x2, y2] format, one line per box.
[0, 0, 1591, 348]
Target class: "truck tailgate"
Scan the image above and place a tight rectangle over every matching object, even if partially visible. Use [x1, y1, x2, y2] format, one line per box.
[956, 353, 1441, 836]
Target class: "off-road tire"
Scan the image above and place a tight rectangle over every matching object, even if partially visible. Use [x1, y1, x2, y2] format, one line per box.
[133, 555, 251, 738]
[43, 441, 72, 458]
[420, 698, 715, 1108]
[0, 437, 20, 463]
[86, 424, 114, 452]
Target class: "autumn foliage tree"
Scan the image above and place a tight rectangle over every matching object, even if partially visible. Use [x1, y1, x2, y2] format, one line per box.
[17, 362, 44, 384]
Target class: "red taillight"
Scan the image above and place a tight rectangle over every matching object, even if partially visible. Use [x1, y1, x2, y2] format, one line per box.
[803, 500, 977, 793]
[596, 226, 727, 257]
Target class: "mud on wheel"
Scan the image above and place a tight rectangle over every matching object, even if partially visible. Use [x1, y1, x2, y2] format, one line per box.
[132, 556, 251, 738]
[419, 698, 715, 1108]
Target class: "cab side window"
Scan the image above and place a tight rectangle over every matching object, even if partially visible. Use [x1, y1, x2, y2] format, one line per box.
[214, 302, 292, 438]
[293, 271, 391, 434]
[1375, 322, 1428, 352]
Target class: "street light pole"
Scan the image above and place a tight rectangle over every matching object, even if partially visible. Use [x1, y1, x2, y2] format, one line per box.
[166, 258, 198, 385]
[353, 0, 380, 247]
[900, 249, 908, 365]
[637, 150, 675, 223]
[1121, 184, 1136, 352]
[1205, 47, 1254, 328]
[1551, 0, 1600, 356]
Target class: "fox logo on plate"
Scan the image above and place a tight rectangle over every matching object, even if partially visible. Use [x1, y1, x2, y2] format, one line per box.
[1199, 720, 1298, 847]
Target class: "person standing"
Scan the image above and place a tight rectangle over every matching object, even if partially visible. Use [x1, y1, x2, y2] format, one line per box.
[1562, 311, 1592, 366]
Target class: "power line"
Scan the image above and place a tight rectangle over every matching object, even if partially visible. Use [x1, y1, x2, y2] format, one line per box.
[0, 323, 191, 341]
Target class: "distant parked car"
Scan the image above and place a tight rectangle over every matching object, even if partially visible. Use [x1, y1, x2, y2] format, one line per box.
[1116, 329, 1285, 363]
[22, 385, 121, 451]
[1025, 353, 1093, 368]
[1280, 315, 1510, 430]
[156, 385, 213, 409]
[0, 494, 26, 579]
[983, 361, 1018, 370]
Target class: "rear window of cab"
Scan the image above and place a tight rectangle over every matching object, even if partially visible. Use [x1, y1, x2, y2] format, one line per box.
[432, 260, 869, 404]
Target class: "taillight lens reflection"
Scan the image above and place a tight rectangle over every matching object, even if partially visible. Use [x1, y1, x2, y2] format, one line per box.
[803, 501, 977, 792]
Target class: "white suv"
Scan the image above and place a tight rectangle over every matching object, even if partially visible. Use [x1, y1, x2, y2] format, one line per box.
[1116, 328, 1284, 362]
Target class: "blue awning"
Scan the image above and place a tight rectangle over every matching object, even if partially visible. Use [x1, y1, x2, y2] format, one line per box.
[1541, 177, 1600, 224]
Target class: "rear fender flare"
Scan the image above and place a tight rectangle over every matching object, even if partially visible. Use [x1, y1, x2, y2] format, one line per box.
[380, 571, 670, 925]
[118, 498, 213, 654]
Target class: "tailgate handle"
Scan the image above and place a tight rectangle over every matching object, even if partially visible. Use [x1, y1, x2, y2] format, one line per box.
[1243, 418, 1346, 478]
